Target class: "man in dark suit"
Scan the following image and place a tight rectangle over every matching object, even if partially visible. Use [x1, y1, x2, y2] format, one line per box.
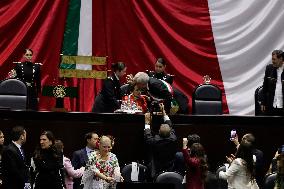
[1, 126, 29, 189]
[261, 50, 284, 115]
[132, 72, 173, 114]
[72, 131, 99, 189]
[144, 103, 177, 179]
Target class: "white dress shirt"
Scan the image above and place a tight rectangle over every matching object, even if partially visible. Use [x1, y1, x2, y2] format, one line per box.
[273, 65, 284, 108]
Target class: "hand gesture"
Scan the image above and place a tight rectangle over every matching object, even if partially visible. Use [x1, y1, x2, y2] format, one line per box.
[159, 103, 166, 116]
[145, 112, 151, 125]
[182, 138, 188, 149]
[126, 74, 134, 84]
[226, 154, 235, 164]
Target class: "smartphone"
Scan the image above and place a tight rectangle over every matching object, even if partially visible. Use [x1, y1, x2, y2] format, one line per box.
[230, 129, 237, 141]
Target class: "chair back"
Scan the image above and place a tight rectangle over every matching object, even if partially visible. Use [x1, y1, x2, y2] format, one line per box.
[216, 165, 228, 189]
[264, 173, 276, 189]
[121, 162, 148, 182]
[0, 79, 27, 110]
[155, 171, 183, 189]
[255, 86, 264, 116]
[192, 84, 222, 115]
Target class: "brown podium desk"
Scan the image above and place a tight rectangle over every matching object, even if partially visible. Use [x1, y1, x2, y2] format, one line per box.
[116, 182, 174, 189]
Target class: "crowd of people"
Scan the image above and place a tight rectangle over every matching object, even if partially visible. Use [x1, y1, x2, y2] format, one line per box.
[0, 109, 283, 189]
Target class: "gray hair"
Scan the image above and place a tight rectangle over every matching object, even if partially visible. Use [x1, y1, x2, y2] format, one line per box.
[133, 72, 149, 84]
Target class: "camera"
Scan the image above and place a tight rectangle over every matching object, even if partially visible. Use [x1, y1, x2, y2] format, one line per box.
[150, 101, 161, 113]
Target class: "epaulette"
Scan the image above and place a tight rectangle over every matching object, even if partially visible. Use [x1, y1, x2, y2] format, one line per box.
[35, 62, 43, 65]
[107, 76, 113, 81]
[13, 61, 22, 64]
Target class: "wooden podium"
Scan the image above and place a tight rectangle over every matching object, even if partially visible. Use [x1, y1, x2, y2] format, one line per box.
[42, 85, 78, 112]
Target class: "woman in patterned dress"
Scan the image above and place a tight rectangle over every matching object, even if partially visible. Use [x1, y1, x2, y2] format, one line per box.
[82, 136, 122, 189]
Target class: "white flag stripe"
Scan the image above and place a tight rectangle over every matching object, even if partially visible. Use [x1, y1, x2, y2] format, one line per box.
[77, 0, 92, 70]
[208, 0, 284, 115]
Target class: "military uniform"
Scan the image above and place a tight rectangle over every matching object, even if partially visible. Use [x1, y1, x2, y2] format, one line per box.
[147, 71, 174, 85]
[14, 61, 41, 110]
[92, 73, 121, 113]
[147, 71, 189, 114]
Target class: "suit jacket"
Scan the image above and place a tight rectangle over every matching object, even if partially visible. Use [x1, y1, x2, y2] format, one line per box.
[1, 143, 29, 189]
[144, 119, 177, 178]
[71, 148, 88, 189]
[262, 64, 284, 112]
[93, 73, 121, 113]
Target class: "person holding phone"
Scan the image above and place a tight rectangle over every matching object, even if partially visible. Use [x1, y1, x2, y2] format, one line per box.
[229, 132, 264, 188]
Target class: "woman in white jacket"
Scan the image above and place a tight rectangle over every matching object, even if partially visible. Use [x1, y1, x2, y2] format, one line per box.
[219, 141, 259, 189]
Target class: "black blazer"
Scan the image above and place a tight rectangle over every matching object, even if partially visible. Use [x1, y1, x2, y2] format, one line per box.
[144, 119, 177, 177]
[93, 73, 121, 113]
[1, 143, 29, 189]
[262, 64, 284, 110]
[71, 148, 88, 189]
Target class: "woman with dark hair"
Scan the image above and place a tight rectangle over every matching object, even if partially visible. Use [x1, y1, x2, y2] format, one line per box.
[54, 140, 84, 189]
[8, 48, 41, 110]
[31, 131, 65, 189]
[92, 62, 127, 113]
[147, 58, 173, 85]
[219, 141, 259, 189]
[182, 138, 208, 189]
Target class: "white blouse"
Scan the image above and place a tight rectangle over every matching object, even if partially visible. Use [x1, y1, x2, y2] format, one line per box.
[219, 158, 259, 189]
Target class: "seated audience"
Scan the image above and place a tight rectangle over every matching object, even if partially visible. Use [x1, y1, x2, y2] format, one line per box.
[219, 141, 259, 189]
[144, 103, 177, 178]
[81, 136, 122, 189]
[54, 140, 85, 189]
[182, 138, 208, 189]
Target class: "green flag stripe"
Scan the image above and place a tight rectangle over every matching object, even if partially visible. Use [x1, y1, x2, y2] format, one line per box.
[60, 63, 76, 69]
[61, 0, 81, 55]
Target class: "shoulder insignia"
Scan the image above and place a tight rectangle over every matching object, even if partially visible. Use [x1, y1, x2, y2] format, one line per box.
[13, 61, 22, 64]
[35, 62, 43, 65]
